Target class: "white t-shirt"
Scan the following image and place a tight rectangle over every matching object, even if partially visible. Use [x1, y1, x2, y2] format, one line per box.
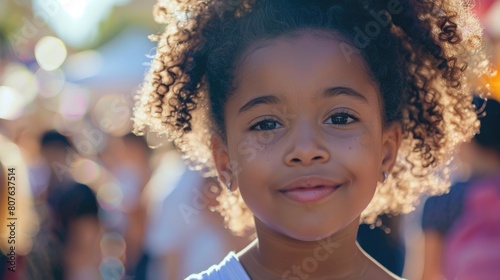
[185, 252, 250, 280]
[185, 251, 409, 280]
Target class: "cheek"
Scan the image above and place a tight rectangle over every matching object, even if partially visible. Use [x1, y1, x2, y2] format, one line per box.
[228, 144, 279, 213]
[335, 131, 382, 182]
[233, 133, 276, 162]
[228, 134, 279, 181]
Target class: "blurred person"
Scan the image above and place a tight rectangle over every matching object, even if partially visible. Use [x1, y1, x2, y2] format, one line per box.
[27, 130, 101, 280]
[421, 98, 500, 280]
[142, 149, 251, 280]
[97, 133, 153, 277]
[443, 175, 500, 280]
[0, 134, 38, 280]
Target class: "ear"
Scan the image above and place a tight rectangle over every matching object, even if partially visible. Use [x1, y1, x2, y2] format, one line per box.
[210, 135, 236, 191]
[380, 122, 402, 182]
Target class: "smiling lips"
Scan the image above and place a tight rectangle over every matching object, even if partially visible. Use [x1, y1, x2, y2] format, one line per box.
[278, 176, 340, 203]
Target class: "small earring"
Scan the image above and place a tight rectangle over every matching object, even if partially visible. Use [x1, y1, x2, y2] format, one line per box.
[382, 172, 388, 183]
[226, 180, 232, 192]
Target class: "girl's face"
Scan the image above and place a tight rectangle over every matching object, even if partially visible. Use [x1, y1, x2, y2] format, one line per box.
[213, 31, 401, 241]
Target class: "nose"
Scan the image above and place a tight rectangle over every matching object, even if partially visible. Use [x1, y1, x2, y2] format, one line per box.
[284, 119, 330, 166]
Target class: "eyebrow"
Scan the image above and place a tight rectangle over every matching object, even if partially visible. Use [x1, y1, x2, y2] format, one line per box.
[318, 87, 369, 103]
[238, 95, 281, 114]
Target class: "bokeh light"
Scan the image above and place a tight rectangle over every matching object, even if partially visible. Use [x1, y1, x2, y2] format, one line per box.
[100, 232, 126, 258]
[0, 86, 24, 120]
[35, 69, 66, 98]
[0, 63, 38, 120]
[145, 127, 170, 149]
[2, 63, 38, 103]
[97, 183, 124, 210]
[92, 94, 133, 136]
[99, 257, 125, 280]
[35, 36, 68, 71]
[72, 158, 102, 185]
[58, 84, 89, 120]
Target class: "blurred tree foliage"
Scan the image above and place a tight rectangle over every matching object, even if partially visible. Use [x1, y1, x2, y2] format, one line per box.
[0, 0, 160, 51]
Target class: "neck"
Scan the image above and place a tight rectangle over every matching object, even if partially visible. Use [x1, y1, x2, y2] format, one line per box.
[238, 217, 372, 279]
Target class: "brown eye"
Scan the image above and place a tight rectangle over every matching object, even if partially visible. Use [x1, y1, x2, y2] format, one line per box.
[250, 119, 283, 131]
[325, 113, 357, 126]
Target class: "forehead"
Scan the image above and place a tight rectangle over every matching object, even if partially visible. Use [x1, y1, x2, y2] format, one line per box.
[232, 30, 377, 100]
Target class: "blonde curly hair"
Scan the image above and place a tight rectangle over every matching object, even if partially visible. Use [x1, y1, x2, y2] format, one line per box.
[133, 0, 494, 234]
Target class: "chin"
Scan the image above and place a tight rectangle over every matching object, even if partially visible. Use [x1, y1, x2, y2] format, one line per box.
[283, 226, 342, 242]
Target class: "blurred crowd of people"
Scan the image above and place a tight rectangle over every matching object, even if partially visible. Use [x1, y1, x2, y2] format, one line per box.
[1, 0, 500, 279]
[0, 128, 252, 280]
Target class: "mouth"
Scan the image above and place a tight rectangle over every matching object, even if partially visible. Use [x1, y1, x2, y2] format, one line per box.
[278, 176, 341, 203]
[279, 185, 339, 203]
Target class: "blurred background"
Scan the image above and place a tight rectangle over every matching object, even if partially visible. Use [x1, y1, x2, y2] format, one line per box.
[0, 0, 499, 279]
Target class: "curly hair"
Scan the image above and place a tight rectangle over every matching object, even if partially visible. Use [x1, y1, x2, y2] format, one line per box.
[133, 0, 494, 234]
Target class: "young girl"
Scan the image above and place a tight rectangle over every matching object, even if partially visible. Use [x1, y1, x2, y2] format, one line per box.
[132, 0, 493, 279]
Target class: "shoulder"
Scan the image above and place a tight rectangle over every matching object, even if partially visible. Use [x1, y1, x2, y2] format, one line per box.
[424, 181, 469, 206]
[421, 181, 471, 233]
[184, 252, 250, 280]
